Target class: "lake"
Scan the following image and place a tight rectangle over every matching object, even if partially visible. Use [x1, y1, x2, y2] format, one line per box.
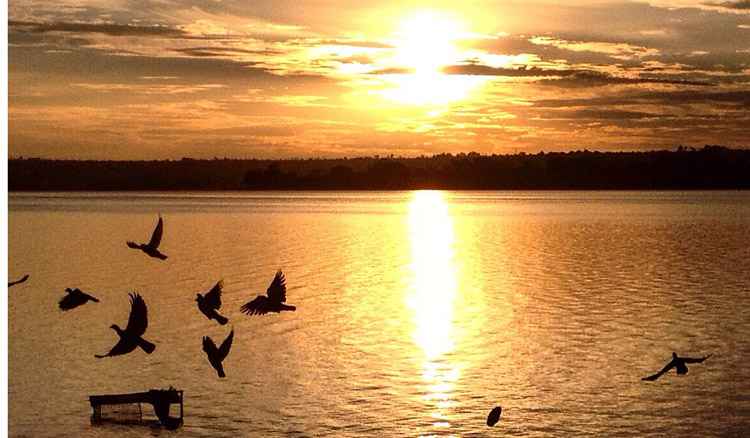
[8, 191, 750, 437]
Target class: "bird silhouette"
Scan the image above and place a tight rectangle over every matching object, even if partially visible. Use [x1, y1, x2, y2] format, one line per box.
[127, 215, 168, 260]
[240, 270, 296, 316]
[59, 287, 99, 311]
[196, 280, 228, 325]
[95, 293, 156, 358]
[203, 329, 234, 378]
[487, 406, 503, 426]
[8, 274, 29, 287]
[642, 352, 712, 381]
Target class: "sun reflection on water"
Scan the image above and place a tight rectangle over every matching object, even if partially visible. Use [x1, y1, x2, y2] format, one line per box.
[407, 191, 460, 435]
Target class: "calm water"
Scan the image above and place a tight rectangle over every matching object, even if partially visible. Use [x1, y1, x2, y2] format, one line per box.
[8, 191, 750, 437]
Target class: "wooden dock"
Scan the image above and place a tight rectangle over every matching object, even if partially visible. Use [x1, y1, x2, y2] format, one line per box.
[89, 388, 183, 429]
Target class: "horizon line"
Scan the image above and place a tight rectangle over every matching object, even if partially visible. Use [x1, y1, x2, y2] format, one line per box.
[8, 144, 748, 163]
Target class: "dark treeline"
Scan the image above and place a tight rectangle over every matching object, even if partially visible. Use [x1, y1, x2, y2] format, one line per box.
[8, 145, 750, 191]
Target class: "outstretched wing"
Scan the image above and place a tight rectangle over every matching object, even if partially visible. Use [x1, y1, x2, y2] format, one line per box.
[97, 338, 134, 358]
[9, 274, 30, 287]
[19, 274, 30, 283]
[218, 329, 234, 361]
[642, 360, 676, 381]
[204, 280, 223, 310]
[202, 336, 218, 356]
[147, 216, 163, 249]
[125, 293, 148, 336]
[81, 291, 100, 303]
[240, 295, 269, 315]
[684, 354, 712, 364]
[266, 270, 287, 303]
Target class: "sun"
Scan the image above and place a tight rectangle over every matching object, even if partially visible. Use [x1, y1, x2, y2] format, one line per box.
[375, 11, 487, 106]
[392, 11, 465, 75]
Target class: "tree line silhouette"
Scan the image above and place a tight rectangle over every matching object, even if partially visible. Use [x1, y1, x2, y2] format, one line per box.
[9, 145, 750, 191]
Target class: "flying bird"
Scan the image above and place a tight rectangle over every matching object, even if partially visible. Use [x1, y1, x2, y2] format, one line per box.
[59, 287, 100, 311]
[95, 293, 156, 358]
[127, 215, 168, 260]
[642, 352, 712, 381]
[203, 329, 234, 378]
[8, 274, 30, 287]
[240, 270, 296, 316]
[196, 280, 229, 325]
[487, 406, 503, 427]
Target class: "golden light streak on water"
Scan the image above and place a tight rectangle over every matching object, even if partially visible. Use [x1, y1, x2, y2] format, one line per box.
[407, 191, 460, 436]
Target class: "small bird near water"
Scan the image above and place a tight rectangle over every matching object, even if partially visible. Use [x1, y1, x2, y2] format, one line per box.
[59, 287, 100, 311]
[642, 352, 712, 381]
[203, 329, 234, 378]
[196, 280, 229, 325]
[487, 406, 502, 426]
[8, 274, 30, 287]
[240, 270, 296, 316]
[127, 215, 168, 260]
[95, 293, 156, 358]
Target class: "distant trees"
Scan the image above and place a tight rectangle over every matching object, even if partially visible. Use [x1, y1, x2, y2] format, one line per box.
[9, 146, 750, 191]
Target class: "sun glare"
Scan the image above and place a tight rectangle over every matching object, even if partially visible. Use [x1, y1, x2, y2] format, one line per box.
[393, 11, 464, 74]
[376, 11, 487, 106]
[378, 73, 486, 106]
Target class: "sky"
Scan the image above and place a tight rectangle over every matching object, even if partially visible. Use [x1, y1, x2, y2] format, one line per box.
[7, 0, 750, 159]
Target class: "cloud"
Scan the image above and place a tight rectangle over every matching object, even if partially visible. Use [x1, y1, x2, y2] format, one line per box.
[139, 76, 180, 80]
[537, 71, 713, 87]
[442, 64, 576, 77]
[71, 82, 227, 94]
[260, 95, 332, 107]
[8, 20, 185, 37]
[529, 36, 660, 60]
[533, 89, 750, 109]
[441, 64, 712, 87]
[316, 39, 394, 49]
[143, 124, 304, 137]
[564, 108, 658, 120]
[8, 42, 283, 81]
[9, 18, 349, 78]
[172, 46, 283, 58]
[367, 67, 415, 75]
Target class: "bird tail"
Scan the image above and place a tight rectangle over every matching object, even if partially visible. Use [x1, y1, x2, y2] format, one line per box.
[90, 296, 100, 303]
[156, 253, 168, 260]
[215, 314, 229, 325]
[94, 354, 107, 359]
[282, 304, 297, 312]
[216, 364, 226, 378]
[138, 338, 156, 354]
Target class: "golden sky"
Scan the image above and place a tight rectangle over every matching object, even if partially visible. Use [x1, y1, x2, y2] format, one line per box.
[8, 0, 750, 159]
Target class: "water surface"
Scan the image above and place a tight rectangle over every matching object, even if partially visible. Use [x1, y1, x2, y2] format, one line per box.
[8, 191, 750, 436]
